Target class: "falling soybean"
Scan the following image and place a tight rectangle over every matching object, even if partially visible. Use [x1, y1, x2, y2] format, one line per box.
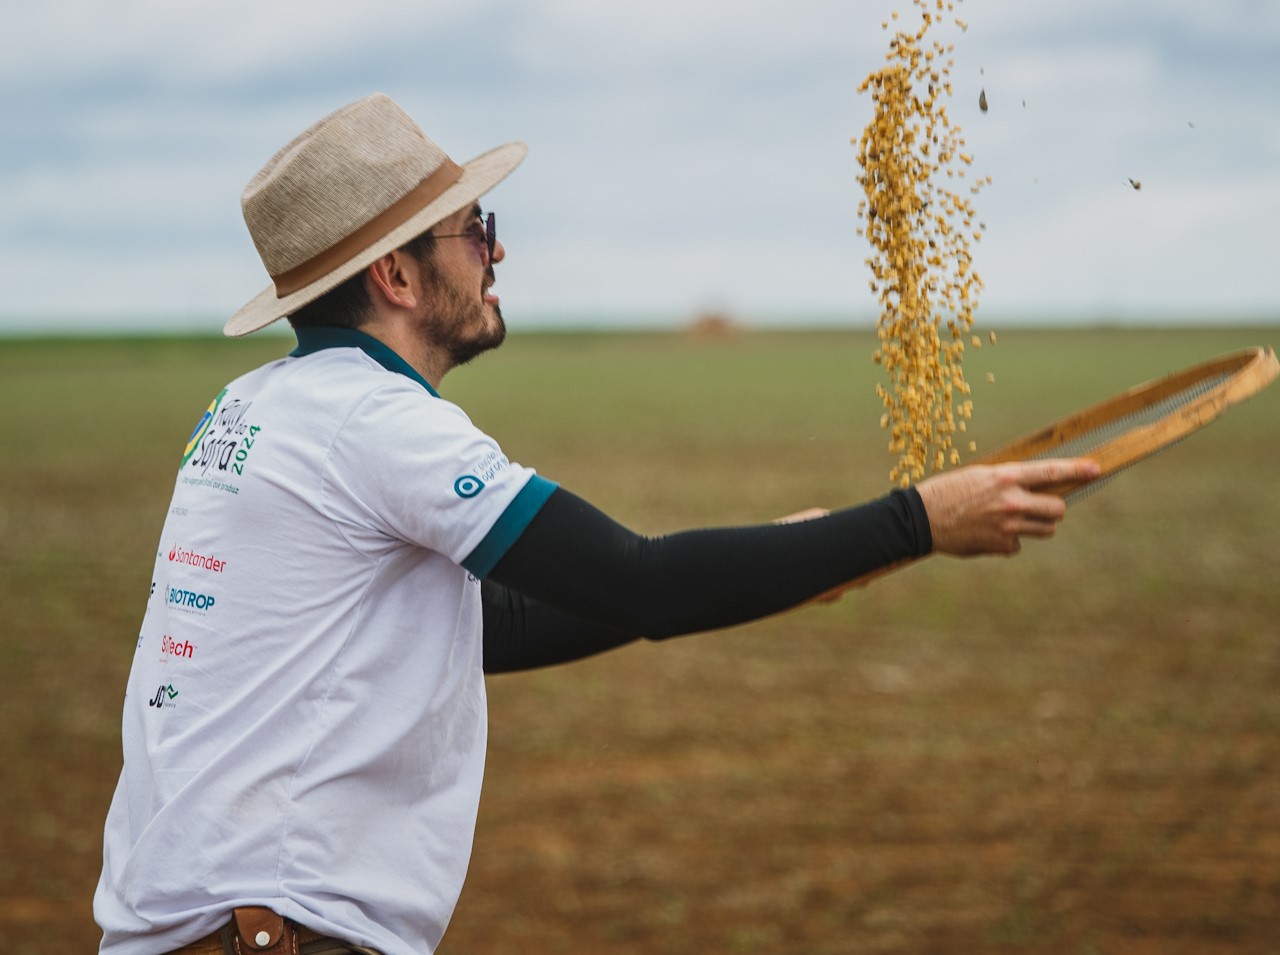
[856, 0, 990, 487]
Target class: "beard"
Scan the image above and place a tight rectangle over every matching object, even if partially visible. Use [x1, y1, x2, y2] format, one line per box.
[423, 265, 507, 370]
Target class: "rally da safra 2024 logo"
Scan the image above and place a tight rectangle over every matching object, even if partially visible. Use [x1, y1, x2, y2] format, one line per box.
[181, 389, 263, 488]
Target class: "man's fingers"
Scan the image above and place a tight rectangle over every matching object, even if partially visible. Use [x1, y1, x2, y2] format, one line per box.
[916, 458, 1094, 558]
[1008, 515, 1060, 539]
[1013, 457, 1102, 490]
[1011, 487, 1067, 523]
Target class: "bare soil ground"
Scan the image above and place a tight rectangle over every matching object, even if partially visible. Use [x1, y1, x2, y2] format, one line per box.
[2, 329, 1277, 954]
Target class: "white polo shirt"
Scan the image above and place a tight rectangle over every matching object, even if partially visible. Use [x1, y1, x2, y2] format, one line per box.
[95, 327, 557, 955]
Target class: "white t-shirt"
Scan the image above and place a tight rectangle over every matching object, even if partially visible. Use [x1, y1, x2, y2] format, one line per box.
[95, 328, 557, 955]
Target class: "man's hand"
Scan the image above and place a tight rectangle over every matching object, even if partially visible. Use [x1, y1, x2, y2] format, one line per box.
[914, 458, 1101, 557]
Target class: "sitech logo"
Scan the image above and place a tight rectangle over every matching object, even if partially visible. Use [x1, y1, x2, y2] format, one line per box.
[160, 635, 196, 659]
[168, 544, 227, 573]
[167, 587, 216, 613]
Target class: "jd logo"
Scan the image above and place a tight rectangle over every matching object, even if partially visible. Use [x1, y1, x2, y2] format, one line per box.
[148, 684, 178, 708]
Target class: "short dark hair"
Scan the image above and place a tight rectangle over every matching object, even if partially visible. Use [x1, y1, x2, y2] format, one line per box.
[287, 230, 438, 330]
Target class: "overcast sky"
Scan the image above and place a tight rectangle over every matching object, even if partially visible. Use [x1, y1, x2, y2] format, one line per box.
[3, 0, 1277, 334]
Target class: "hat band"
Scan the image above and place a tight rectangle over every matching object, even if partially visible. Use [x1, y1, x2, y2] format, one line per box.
[270, 158, 465, 297]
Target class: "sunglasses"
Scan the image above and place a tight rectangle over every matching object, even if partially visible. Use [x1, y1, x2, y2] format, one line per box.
[434, 211, 496, 260]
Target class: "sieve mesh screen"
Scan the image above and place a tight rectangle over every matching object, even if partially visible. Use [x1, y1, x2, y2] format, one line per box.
[1030, 371, 1235, 502]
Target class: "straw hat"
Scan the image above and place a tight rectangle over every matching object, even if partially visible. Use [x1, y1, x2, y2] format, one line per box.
[225, 93, 526, 337]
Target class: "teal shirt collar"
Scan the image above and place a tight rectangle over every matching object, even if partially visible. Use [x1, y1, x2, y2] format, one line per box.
[289, 326, 439, 397]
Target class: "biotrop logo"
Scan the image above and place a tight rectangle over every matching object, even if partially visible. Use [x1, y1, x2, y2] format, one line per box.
[167, 587, 216, 613]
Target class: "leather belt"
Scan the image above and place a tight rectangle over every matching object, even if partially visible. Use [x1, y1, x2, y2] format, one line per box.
[168, 907, 351, 955]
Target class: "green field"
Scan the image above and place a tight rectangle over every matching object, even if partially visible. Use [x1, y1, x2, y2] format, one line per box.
[1, 327, 1278, 954]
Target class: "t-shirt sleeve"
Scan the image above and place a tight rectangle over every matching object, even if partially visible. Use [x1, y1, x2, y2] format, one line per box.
[321, 381, 556, 571]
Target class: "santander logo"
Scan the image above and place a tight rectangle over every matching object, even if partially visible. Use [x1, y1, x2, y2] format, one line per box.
[167, 544, 227, 573]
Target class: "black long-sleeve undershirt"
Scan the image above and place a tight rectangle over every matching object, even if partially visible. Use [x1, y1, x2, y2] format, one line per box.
[480, 486, 932, 673]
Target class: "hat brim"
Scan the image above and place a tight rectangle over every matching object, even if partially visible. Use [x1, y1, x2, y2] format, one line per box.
[223, 141, 528, 338]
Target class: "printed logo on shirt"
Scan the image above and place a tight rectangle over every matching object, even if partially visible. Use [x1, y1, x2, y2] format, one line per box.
[148, 683, 179, 709]
[160, 635, 197, 659]
[181, 390, 264, 495]
[142, 580, 157, 629]
[454, 475, 485, 499]
[168, 544, 227, 573]
[167, 587, 216, 613]
[473, 450, 511, 484]
[182, 390, 226, 466]
[455, 449, 515, 498]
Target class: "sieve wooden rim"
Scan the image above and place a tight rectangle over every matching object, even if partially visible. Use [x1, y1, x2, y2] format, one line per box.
[972, 345, 1279, 497]
[798, 345, 1278, 605]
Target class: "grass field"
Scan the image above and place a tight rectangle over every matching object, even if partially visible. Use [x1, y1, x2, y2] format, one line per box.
[1, 326, 1278, 954]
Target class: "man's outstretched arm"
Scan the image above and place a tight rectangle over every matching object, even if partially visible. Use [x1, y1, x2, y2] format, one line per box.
[480, 458, 1099, 673]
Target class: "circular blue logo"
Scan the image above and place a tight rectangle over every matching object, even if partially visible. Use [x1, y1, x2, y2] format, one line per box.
[453, 475, 485, 499]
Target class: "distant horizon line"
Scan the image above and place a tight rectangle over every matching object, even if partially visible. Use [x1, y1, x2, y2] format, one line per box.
[3, 314, 1277, 341]
[2, 306, 1279, 337]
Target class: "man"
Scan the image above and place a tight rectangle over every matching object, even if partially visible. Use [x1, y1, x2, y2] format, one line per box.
[95, 93, 1098, 955]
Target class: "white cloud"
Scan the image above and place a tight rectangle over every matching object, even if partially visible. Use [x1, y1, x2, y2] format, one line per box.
[2, 0, 1278, 329]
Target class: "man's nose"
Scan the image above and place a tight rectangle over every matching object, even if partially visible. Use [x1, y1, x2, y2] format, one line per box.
[490, 238, 505, 264]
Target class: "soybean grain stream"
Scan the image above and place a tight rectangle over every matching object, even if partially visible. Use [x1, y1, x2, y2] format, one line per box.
[1, 327, 1277, 955]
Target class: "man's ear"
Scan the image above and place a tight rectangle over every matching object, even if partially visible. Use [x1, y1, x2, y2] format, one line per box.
[366, 250, 420, 310]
